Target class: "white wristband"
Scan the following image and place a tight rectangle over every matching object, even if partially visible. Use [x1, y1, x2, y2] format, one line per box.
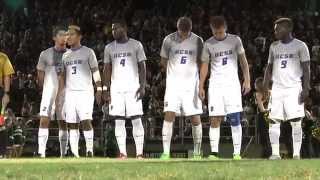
[102, 86, 108, 91]
[97, 87, 102, 91]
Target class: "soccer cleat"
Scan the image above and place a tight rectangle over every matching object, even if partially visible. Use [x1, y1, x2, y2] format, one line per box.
[160, 153, 170, 160]
[208, 155, 219, 160]
[35, 153, 45, 158]
[293, 155, 300, 160]
[86, 151, 93, 158]
[136, 154, 144, 160]
[118, 153, 127, 160]
[233, 154, 242, 160]
[192, 154, 202, 160]
[269, 155, 281, 160]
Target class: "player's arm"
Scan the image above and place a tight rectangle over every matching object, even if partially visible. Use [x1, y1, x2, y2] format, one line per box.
[199, 42, 209, 101]
[263, 45, 274, 91]
[56, 71, 65, 110]
[37, 71, 45, 89]
[238, 53, 251, 95]
[160, 36, 170, 73]
[36, 51, 46, 90]
[102, 45, 112, 103]
[89, 50, 102, 105]
[136, 42, 147, 100]
[137, 61, 146, 100]
[300, 42, 311, 103]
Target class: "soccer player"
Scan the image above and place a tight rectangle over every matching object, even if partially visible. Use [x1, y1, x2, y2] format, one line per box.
[199, 16, 251, 160]
[103, 20, 146, 159]
[160, 17, 203, 160]
[37, 26, 68, 158]
[263, 18, 310, 160]
[57, 25, 102, 157]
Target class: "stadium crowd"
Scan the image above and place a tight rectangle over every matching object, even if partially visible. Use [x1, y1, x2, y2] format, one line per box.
[0, 0, 319, 157]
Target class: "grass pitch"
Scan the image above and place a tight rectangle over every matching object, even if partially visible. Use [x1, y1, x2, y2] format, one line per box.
[0, 158, 319, 180]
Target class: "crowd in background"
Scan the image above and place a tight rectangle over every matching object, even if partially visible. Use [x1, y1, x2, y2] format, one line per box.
[0, 0, 320, 156]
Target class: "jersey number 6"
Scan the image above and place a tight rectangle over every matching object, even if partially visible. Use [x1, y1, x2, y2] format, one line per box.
[180, 56, 187, 64]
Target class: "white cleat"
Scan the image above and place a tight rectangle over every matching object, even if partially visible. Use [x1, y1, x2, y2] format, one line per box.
[269, 155, 281, 160]
[293, 155, 300, 160]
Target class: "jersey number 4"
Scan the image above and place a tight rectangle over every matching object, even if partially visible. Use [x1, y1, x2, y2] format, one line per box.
[120, 59, 126, 67]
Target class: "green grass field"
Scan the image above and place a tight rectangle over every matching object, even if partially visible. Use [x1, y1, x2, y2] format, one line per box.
[0, 158, 319, 180]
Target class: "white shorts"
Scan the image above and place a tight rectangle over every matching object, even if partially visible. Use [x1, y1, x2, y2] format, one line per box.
[164, 88, 202, 116]
[208, 85, 243, 116]
[269, 86, 304, 121]
[39, 88, 59, 120]
[109, 91, 143, 117]
[64, 90, 94, 123]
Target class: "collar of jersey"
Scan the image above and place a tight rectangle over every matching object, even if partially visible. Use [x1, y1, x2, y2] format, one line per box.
[280, 38, 295, 45]
[214, 33, 228, 41]
[71, 45, 82, 51]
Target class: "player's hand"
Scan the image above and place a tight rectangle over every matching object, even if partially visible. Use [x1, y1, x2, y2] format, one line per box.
[102, 90, 111, 104]
[199, 87, 205, 101]
[299, 89, 309, 104]
[95, 90, 102, 106]
[242, 80, 251, 95]
[135, 86, 145, 100]
[2, 93, 10, 109]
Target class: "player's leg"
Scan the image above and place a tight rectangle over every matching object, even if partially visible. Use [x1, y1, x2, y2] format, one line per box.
[227, 112, 242, 159]
[109, 91, 127, 158]
[64, 91, 79, 157]
[68, 123, 80, 158]
[208, 86, 225, 159]
[209, 116, 223, 159]
[161, 90, 179, 159]
[190, 115, 202, 158]
[38, 116, 50, 158]
[285, 87, 305, 159]
[80, 120, 94, 157]
[125, 92, 145, 158]
[268, 87, 284, 159]
[57, 120, 68, 157]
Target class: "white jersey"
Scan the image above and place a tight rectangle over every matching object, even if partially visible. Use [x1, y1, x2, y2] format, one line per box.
[268, 38, 310, 88]
[160, 32, 203, 91]
[104, 38, 147, 92]
[37, 47, 66, 90]
[201, 34, 245, 87]
[62, 46, 98, 91]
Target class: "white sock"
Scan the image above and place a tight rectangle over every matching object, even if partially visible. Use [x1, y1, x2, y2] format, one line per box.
[115, 120, 127, 156]
[132, 118, 144, 156]
[209, 127, 220, 153]
[231, 125, 242, 155]
[83, 129, 94, 153]
[59, 130, 69, 156]
[69, 129, 80, 157]
[38, 128, 48, 156]
[162, 120, 173, 155]
[269, 123, 280, 156]
[192, 123, 202, 155]
[291, 121, 302, 157]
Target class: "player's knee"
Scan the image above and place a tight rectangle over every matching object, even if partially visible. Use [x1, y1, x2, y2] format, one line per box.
[39, 117, 50, 128]
[210, 116, 222, 128]
[164, 112, 175, 122]
[228, 112, 241, 126]
[68, 123, 79, 129]
[191, 115, 201, 126]
[58, 120, 67, 130]
[81, 120, 92, 131]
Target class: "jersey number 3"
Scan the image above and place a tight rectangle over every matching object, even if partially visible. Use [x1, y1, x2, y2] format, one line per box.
[72, 66, 77, 74]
